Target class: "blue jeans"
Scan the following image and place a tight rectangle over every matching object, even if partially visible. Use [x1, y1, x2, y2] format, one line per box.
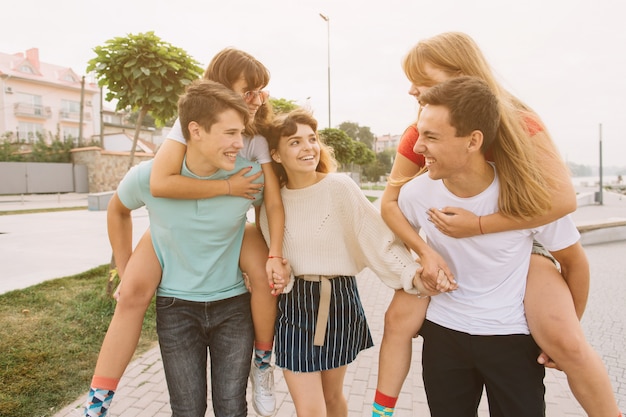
[156, 293, 253, 417]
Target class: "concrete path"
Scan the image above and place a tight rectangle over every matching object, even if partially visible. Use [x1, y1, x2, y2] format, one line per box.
[0, 189, 624, 416]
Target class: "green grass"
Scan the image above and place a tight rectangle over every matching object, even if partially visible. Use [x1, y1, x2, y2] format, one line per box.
[0, 265, 157, 417]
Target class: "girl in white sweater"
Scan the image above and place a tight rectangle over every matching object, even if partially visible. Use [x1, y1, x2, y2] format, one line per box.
[258, 109, 447, 417]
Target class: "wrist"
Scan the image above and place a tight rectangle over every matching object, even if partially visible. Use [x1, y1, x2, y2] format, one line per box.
[413, 277, 430, 299]
[478, 215, 485, 235]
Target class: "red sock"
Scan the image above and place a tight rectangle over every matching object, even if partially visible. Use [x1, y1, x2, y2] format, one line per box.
[91, 375, 120, 391]
[374, 390, 397, 408]
[254, 341, 273, 351]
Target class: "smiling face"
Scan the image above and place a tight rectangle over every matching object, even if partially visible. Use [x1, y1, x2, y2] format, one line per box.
[271, 123, 320, 186]
[414, 104, 473, 181]
[186, 108, 245, 177]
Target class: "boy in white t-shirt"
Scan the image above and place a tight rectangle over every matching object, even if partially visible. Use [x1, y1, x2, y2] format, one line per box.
[396, 76, 589, 417]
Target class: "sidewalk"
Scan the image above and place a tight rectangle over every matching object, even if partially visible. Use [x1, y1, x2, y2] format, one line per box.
[51, 259, 626, 417]
[1, 189, 624, 416]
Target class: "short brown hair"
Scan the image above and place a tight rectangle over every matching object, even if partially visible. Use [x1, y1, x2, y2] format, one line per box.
[418, 76, 499, 152]
[178, 79, 249, 141]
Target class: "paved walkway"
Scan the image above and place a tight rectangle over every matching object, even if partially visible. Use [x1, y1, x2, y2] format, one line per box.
[1, 189, 625, 416]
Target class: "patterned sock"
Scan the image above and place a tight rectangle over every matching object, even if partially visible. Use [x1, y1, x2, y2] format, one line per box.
[372, 390, 397, 416]
[253, 342, 273, 370]
[84, 376, 119, 417]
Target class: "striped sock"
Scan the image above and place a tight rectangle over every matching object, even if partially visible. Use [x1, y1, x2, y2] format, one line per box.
[372, 390, 397, 416]
[253, 342, 273, 370]
[84, 376, 119, 417]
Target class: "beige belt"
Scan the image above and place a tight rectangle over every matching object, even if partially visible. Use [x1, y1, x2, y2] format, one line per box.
[297, 275, 339, 346]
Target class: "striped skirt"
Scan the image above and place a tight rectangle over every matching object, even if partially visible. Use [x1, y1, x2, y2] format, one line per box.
[274, 275, 373, 372]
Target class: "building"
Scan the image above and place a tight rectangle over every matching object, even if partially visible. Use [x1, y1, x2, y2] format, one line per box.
[374, 133, 401, 153]
[0, 48, 100, 145]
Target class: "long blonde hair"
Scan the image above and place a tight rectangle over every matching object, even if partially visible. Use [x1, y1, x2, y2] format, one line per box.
[266, 108, 337, 187]
[403, 32, 559, 219]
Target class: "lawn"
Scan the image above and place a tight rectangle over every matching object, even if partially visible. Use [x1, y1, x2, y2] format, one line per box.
[0, 265, 157, 417]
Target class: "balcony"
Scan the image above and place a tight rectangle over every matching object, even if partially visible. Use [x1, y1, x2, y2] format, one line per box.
[59, 110, 92, 122]
[14, 103, 52, 119]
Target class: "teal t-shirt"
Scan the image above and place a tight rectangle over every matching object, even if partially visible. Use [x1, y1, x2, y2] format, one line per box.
[116, 156, 263, 302]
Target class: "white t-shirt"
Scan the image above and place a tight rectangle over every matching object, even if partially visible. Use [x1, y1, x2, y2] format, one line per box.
[168, 118, 272, 165]
[398, 164, 580, 336]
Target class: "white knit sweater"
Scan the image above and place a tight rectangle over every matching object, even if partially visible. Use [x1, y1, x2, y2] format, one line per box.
[260, 173, 420, 293]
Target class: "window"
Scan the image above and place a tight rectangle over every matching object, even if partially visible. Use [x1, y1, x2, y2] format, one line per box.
[19, 64, 35, 74]
[60, 99, 81, 119]
[61, 100, 81, 113]
[18, 122, 44, 143]
[63, 127, 80, 145]
[16, 93, 44, 115]
[62, 73, 78, 82]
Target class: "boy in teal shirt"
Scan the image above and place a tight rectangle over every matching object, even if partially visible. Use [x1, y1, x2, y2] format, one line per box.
[104, 79, 262, 416]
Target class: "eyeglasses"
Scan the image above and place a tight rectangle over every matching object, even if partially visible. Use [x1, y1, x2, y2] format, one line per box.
[242, 90, 269, 104]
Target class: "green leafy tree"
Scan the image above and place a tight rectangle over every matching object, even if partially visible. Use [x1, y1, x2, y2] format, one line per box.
[351, 141, 376, 166]
[319, 128, 355, 169]
[270, 97, 299, 114]
[87, 31, 203, 169]
[362, 160, 386, 182]
[338, 121, 375, 149]
[362, 148, 395, 182]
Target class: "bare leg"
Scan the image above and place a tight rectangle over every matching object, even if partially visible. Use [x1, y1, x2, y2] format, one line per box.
[376, 290, 429, 396]
[93, 230, 161, 379]
[283, 366, 348, 417]
[525, 254, 619, 417]
[240, 224, 277, 346]
[283, 370, 327, 416]
[321, 366, 349, 417]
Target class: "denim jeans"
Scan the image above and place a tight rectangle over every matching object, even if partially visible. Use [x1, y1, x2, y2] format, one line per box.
[156, 293, 253, 417]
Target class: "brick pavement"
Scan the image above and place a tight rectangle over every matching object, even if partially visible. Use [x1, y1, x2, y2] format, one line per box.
[52, 261, 623, 416]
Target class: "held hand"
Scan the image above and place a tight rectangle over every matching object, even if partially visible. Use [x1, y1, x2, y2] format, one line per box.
[428, 207, 481, 238]
[417, 248, 457, 293]
[266, 257, 291, 296]
[228, 167, 264, 199]
[412, 270, 438, 298]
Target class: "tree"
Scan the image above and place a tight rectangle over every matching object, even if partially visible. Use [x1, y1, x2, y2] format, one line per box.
[270, 97, 299, 114]
[351, 141, 376, 166]
[319, 128, 355, 168]
[362, 148, 395, 182]
[87, 31, 203, 169]
[338, 121, 375, 149]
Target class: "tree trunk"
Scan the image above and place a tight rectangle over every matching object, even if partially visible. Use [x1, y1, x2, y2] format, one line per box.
[127, 107, 148, 171]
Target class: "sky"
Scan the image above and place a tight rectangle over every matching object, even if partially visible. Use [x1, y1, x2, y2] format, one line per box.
[2, 0, 625, 167]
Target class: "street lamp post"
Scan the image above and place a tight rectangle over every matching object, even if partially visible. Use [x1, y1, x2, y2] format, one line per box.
[597, 123, 604, 205]
[319, 13, 331, 129]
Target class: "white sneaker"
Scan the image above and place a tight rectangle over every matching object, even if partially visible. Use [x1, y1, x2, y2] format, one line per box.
[250, 364, 276, 416]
